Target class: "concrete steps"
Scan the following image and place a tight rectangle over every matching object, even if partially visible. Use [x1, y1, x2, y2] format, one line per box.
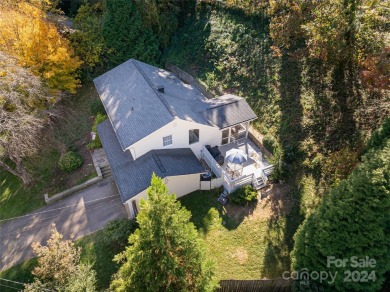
[100, 165, 112, 178]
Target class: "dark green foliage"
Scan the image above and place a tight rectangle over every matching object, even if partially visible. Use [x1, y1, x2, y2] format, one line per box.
[230, 185, 257, 206]
[291, 138, 390, 291]
[98, 219, 137, 252]
[263, 134, 278, 155]
[70, 2, 106, 75]
[86, 113, 107, 150]
[58, 151, 84, 173]
[366, 118, 390, 152]
[102, 0, 160, 66]
[90, 98, 106, 116]
[135, 0, 181, 49]
[110, 174, 217, 291]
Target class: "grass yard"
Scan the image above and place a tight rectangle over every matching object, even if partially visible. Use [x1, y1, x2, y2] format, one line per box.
[75, 230, 122, 290]
[180, 185, 301, 281]
[0, 169, 48, 222]
[0, 258, 36, 291]
[0, 82, 102, 221]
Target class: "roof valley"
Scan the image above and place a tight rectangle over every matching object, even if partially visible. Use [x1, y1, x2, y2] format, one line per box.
[132, 60, 177, 118]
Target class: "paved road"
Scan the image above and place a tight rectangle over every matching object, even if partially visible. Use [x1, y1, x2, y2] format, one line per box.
[0, 178, 127, 271]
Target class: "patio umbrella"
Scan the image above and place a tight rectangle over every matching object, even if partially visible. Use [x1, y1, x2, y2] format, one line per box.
[225, 148, 247, 164]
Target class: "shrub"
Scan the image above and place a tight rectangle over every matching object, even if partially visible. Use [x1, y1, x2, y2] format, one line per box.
[230, 185, 258, 205]
[86, 113, 107, 150]
[202, 207, 221, 233]
[98, 219, 137, 252]
[90, 99, 106, 116]
[269, 146, 288, 182]
[263, 134, 278, 155]
[58, 151, 84, 173]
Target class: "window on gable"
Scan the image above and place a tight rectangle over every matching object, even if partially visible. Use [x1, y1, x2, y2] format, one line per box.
[189, 129, 199, 145]
[163, 135, 172, 146]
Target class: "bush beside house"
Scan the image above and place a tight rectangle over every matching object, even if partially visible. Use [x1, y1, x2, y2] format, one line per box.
[58, 151, 84, 173]
[87, 113, 107, 150]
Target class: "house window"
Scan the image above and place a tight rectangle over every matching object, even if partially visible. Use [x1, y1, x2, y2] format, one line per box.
[163, 135, 172, 146]
[189, 129, 199, 144]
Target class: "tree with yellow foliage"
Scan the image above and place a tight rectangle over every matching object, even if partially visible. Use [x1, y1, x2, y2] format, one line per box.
[0, 0, 81, 93]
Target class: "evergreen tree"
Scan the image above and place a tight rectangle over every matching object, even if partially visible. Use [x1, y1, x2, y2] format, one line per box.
[102, 0, 160, 65]
[291, 135, 390, 291]
[110, 174, 217, 292]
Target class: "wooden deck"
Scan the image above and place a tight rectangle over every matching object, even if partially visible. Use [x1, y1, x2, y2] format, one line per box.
[201, 138, 274, 193]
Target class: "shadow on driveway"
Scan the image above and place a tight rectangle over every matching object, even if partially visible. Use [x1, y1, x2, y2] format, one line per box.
[0, 178, 127, 271]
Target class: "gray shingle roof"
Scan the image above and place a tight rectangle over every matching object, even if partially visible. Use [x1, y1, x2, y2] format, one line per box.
[201, 94, 257, 129]
[93, 60, 174, 150]
[97, 120, 204, 202]
[93, 60, 257, 150]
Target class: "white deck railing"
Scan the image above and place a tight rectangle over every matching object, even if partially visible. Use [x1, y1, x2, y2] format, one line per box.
[262, 165, 274, 177]
[201, 146, 273, 193]
[201, 146, 224, 177]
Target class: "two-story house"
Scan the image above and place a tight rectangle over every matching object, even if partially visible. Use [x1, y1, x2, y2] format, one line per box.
[95, 59, 271, 218]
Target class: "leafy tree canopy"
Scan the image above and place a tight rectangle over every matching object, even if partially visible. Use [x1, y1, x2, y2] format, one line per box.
[25, 224, 97, 291]
[0, 0, 81, 93]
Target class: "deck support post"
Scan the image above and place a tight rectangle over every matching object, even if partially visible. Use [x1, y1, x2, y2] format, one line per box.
[245, 121, 249, 139]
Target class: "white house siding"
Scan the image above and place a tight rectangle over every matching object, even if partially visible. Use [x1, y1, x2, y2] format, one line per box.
[124, 173, 201, 218]
[128, 119, 220, 159]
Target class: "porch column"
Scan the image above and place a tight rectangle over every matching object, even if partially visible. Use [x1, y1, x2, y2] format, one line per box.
[228, 126, 232, 143]
[245, 121, 250, 139]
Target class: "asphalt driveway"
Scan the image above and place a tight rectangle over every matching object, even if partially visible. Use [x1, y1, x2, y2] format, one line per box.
[0, 178, 127, 271]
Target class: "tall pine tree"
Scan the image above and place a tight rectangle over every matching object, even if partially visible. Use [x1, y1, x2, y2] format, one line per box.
[110, 174, 217, 292]
[102, 0, 160, 65]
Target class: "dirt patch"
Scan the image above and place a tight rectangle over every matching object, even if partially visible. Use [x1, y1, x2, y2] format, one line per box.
[223, 183, 295, 225]
[253, 183, 295, 220]
[231, 247, 249, 264]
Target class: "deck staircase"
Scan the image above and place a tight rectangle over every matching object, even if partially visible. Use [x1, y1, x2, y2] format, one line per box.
[100, 165, 112, 178]
[253, 175, 266, 190]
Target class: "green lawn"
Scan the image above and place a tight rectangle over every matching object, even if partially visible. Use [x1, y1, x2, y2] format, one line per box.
[0, 169, 46, 222]
[0, 258, 36, 291]
[179, 187, 301, 280]
[75, 231, 121, 290]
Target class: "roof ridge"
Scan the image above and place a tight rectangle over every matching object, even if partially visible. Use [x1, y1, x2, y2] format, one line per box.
[132, 60, 177, 118]
[203, 99, 240, 111]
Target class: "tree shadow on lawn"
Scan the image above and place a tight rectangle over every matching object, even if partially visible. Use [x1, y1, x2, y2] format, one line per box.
[259, 183, 303, 278]
[76, 231, 122, 290]
[179, 188, 256, 233]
